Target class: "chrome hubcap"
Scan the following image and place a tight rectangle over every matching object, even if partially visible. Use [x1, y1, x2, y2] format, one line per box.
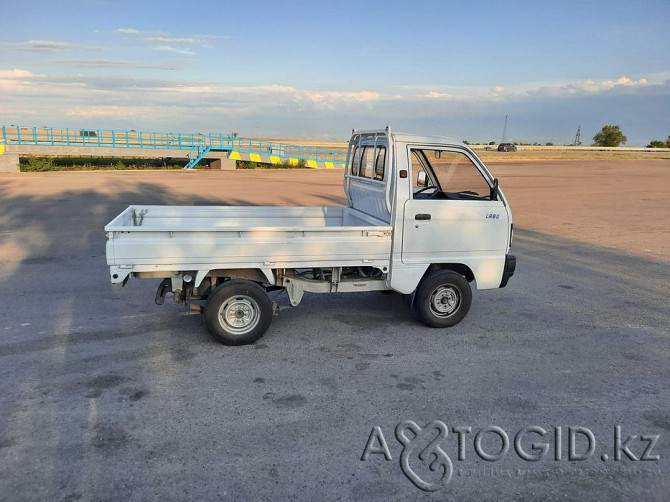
[430, 286, 460, 317]
[219, 296, 260, 335]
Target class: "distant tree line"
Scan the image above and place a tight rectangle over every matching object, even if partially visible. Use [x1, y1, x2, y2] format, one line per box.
[646, 136, 670, 148]
[463, 125, 668, 148]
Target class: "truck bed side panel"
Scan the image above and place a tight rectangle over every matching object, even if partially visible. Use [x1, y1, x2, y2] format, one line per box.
[105, 205, 392, 270]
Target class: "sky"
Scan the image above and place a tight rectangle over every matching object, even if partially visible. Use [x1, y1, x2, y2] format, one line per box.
[1, 0, 669, 145]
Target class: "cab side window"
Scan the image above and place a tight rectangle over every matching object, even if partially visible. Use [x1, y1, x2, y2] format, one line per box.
[411, 150, 431, 191]
[410, 149, 492, 200]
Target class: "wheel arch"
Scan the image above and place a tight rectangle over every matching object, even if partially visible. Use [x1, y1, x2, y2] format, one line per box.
[194, 267, 275, 287]
[427, 263, 475, 283]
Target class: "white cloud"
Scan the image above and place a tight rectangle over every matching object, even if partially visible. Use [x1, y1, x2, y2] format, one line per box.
[643, 71, 670, 85]
[1, 69, 659, 110]
[0, 69, 42, 92]
[221, 85, 379, 109]
[67, 106, 151, 118]
[424, 91, 453, 99]
[0, 69, 381, 117]
[414, 75, 653, 103]
[145, 37, 205, 46]
[46, 59, 179, 70]
[0, 69, 37, 78]
[0, 68, 92, 97]
[302, 90, 379, 106]
[155, 45, 195, 55]
[111, 30, 218, 55]
[603, 76, 647, 88]
[2, 68, 666, 144]
[515, 75, 649, 98]
[253, 84, 296, 94]
[579, 76, 647, 92]
[0, 40, 103, 53]
[154, 85, 214, 94]
[22, 40, 73, 52]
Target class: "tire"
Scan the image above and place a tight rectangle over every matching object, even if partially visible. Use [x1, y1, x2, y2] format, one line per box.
[203, 280, 273, 345]
[414, 270, 472, 328]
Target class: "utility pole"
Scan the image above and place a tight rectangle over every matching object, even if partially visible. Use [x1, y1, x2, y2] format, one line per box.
[501, 115, 509, 143]
[573, 125, 582, 146]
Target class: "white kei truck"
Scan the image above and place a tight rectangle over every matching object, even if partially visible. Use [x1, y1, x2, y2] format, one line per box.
[105, 128, 516, 345]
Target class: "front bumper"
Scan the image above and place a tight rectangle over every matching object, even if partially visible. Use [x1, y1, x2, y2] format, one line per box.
[499, 254, 516, 288]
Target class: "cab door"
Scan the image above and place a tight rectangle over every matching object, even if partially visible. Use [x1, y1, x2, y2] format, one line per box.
[401, 147, 509, 264]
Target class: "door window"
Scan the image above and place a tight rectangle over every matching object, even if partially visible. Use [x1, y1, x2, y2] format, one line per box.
[410, 149, 492, 200]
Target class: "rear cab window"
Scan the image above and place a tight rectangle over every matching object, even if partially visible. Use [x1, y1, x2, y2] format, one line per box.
[349, 145, 386, 182]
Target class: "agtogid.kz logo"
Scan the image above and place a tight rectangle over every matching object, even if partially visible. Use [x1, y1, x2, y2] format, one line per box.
[361, 421, 661, 492]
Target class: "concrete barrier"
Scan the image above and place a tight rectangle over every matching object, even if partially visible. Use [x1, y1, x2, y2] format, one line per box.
[0, 145, 19, 172]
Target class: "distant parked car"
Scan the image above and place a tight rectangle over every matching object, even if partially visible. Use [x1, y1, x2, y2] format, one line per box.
[497, 143, 517, 152]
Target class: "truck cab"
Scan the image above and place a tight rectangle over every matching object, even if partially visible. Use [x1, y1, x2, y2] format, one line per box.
[346, 129, 515, 295]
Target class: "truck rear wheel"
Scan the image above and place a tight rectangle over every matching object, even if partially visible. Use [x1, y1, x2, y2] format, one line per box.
[204, 280, 273, 345]
[414, 270, 472, 328]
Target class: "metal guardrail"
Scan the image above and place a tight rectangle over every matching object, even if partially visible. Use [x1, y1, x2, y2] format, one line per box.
[1, 125, 347, 164]
[230, 137, 346, 163]
[1, 125, 223, 149]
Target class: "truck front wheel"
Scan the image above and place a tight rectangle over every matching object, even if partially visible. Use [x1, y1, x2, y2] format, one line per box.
[204, 280, 273, 345]
[414, 270, 472, 328]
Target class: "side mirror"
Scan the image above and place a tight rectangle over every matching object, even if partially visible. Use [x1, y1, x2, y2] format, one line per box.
[417, 171, 427, 187]
[490, 178, 499, 200]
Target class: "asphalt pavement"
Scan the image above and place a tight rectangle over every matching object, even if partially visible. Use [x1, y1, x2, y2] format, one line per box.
[0, 172, 668, 500]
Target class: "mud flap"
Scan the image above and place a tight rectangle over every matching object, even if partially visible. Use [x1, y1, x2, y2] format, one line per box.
[155, 278, 172, 305]
[499, 255, 517, 288]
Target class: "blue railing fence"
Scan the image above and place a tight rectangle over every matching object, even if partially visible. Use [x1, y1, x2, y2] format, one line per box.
[1, 125, 346, 164]
[230, 137, 345, 163]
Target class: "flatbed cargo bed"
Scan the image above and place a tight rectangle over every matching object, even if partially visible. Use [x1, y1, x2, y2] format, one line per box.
[105, 205, 392, 282]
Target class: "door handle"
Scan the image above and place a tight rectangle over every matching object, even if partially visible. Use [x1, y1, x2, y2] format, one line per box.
[415, 213, 431, 220]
